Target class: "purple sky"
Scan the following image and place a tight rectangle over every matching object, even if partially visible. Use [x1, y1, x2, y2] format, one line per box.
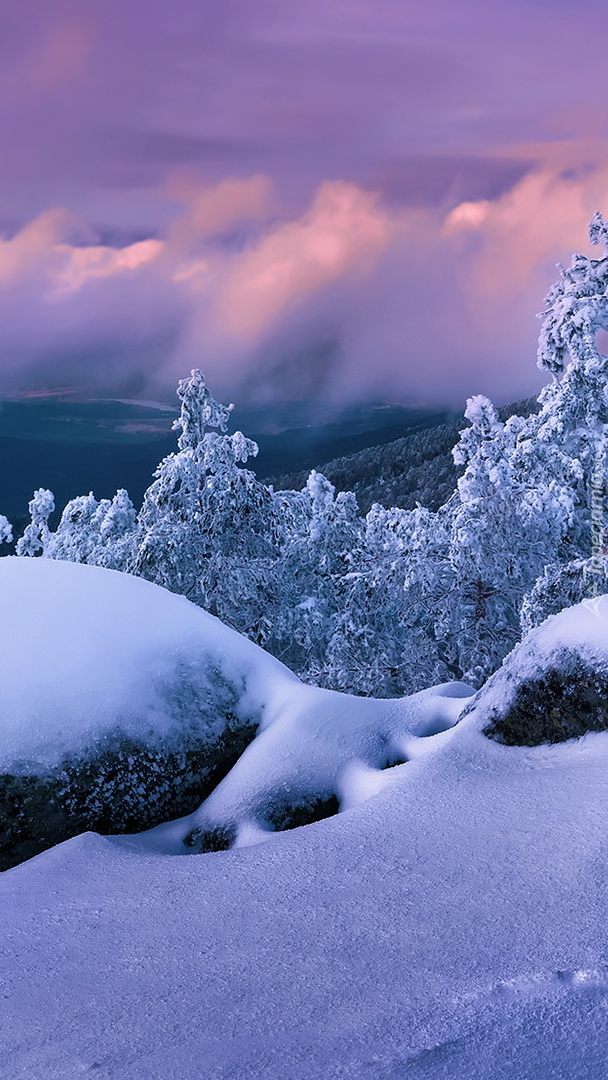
[2, 0, 608, 408]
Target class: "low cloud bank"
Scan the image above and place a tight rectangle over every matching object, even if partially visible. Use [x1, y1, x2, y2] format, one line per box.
[0, 160, 606, 407]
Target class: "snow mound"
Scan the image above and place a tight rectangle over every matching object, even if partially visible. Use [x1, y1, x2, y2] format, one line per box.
[461, 595, 608, 746]
[179, 594, 608, 852]
[182, 680, 474, 850]
[0, 556, 298, 868]
[0, 556, 297, 769]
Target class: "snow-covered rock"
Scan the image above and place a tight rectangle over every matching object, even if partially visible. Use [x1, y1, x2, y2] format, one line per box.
[0, 557, 474, 870]
[0, 556, 299, 870]
[465, 594, 608, 746]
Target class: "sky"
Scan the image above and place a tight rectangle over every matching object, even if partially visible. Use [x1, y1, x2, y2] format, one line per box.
[2, 0, 608, 409]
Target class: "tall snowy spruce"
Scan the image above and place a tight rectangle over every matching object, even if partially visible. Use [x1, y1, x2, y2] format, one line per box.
[128, 369, 284, 637]
[15, 488, 55, 556]
[439, 394, 578, 685]
[0, 514, 12, 546]
[518, 211, 608, 625]
[263, 471, 363, 682]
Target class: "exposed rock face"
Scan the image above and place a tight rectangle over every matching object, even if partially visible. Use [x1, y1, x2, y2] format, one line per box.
[461, 595, 608, 748]
[0, 721, 255, 871]
[0, 557, 299, 871]
[483, 650, 608, 746]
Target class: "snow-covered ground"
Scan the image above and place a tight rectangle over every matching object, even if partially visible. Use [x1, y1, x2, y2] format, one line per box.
[2, 563, 608, 1078]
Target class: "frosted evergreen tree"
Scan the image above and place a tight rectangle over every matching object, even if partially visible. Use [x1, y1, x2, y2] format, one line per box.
[265, 471, 362, 679]
[15, 488, 55, 557]
[521, 556, 608, 634]
[535, 212, 608, 521]
[442, 398, 546, 684]
[130, 369, 282, 632]
[44, 493, 109, 563]
[95, 489, 137, 570]
[514, 210, 608, 620]
[324, 500, 454, 696]
[0, 515, 12, 546]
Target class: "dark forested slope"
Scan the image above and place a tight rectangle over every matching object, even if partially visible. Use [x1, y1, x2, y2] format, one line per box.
[265, 398, 540, 513]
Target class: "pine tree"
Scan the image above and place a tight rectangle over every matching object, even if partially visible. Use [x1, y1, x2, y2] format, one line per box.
[129, 370, 281, 630]
[0, 515, 12, 546]
[265, 472, 362, 680]
[15, 488, 55, 557]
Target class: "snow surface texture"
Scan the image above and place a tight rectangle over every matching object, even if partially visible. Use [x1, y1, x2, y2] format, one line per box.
[0, 556, 298, 868]
[2, 596, 608, 1077]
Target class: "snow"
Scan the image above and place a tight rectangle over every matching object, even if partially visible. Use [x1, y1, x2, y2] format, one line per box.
[0, 555, 296, 772]
[187, 679, 473, 845]
[2, 576, 608, 1077]
[3, 698, 608, 1077]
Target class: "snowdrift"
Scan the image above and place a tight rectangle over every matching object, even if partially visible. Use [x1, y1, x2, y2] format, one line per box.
[177, 594, 608, 853]
[2, 563, 608, 1078]
[184, 679, 473, 851]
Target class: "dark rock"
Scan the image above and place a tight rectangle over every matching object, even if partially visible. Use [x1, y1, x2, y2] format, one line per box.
[263, 792, 341, 832]
[483, 650, 608, 746]
[0, 720, 256, 872]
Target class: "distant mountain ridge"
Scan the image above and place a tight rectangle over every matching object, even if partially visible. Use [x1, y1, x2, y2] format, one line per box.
[0, 394, 539, 529]
[265, 398, 540, 513]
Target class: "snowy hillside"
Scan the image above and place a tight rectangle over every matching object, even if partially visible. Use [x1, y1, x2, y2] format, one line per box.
[1, 588, 608, 1077]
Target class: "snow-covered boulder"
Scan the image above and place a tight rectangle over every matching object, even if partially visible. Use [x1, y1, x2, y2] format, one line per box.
[469, 595, 608, 745]
[0, 556, 299, 870]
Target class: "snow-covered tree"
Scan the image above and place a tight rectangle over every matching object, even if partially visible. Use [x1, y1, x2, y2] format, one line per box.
[129, 370, 282, 633]
[521, 556, 608, 634]
[322, 499, 455, 696]
[264, 472, 363, 679]
[45, 493, 108, 563]
[16, 488, 55, 557]
[0, 515, 12, 546]
[95, 489, 137, 570]
[50, 488, 136, 568]
[438, 396, 577, 684]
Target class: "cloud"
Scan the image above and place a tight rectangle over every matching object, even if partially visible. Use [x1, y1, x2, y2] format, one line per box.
[53, 239, 163, 293]
[212, 181, 390, 339]
[166, 174, 274, 251]
[0, 162, 607, 407]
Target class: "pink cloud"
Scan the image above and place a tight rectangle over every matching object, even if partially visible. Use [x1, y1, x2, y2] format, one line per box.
[0, 163, 607, 406]
[53, 239, 163, 293]
[165, 174, 275, 252]
[212, 181, 391, 339]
